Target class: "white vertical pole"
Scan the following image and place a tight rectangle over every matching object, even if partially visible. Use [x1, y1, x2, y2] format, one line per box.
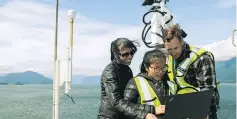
[65, 47, 70, 94]
[54, 60, 60, 119]
[66, 16, 74, 95]
[53, 0, 59, 119]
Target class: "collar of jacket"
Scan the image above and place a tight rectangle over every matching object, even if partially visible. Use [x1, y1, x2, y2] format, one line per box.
[112, 60, 129, 69]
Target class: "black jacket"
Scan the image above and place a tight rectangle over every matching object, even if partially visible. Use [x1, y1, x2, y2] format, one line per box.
[123, 73, 170, 119]
[98, 61, 154, 119]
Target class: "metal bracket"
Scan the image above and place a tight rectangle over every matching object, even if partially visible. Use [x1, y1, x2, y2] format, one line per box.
[232, 29, 236, 47]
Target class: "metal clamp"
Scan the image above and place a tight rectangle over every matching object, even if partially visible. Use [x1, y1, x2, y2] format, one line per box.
[232, 29, 236, 47]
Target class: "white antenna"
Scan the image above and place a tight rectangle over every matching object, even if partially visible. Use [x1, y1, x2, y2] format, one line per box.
[66, 9, 76, 95]
[52, 0, 76, 118]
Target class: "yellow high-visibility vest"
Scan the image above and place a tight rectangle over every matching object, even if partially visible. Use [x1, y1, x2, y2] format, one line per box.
[134, 76, 161, 106]
[167, 46, 219, 94]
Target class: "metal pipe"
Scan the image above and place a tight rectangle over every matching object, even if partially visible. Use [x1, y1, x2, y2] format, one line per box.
[66, 17, 74, 94]
[53, 0, 59, 119]
[54, 60, 60, 119]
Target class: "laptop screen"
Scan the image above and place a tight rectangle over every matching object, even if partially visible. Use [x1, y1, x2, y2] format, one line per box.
[164, 90, 214, 119]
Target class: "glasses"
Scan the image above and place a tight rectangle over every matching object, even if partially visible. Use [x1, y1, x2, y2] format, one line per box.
[118, 50, 135, 57]
[149, 65, 168, 72]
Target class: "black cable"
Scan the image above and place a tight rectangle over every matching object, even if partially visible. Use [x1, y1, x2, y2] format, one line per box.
[64, 94, 76, 104]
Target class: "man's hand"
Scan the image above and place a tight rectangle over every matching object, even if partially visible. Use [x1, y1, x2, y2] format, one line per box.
[155, 105, 165, 115]
[145, 113, 158, 119]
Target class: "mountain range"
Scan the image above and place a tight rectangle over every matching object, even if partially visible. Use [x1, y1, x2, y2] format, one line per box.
[0, 57, 235, 85]
[215, 57, 236, 83]
[0, 71, 52, 84]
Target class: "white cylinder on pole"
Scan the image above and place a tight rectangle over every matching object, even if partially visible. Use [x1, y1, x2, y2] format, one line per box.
[65, 47, 70, 94]
[150, 3, 164, 46]
[67, 47, 72, 94]
[65, 49, 72, 94]
[160, 2, 175, 29]
[68, 9, 76, 19]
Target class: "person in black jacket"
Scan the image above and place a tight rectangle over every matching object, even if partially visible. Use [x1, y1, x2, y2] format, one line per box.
[98, 38, 162, 119]
[123, 49, 170, 119]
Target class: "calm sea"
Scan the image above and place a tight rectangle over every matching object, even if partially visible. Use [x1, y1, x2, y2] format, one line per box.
[0, 83, 235, 119]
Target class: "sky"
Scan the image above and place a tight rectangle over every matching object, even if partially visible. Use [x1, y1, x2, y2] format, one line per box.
[0, 0, 236, 77]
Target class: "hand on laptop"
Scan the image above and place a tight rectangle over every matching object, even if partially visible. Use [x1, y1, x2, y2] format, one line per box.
[155, 105, 165, 115]
[145, 113, 158, 119]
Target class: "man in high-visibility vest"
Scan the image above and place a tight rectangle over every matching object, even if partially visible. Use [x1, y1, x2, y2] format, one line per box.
[161, 24, 220, 119]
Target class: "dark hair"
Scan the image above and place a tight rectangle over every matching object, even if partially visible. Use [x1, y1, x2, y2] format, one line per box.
[140, 49, 166, 73]
[162, 24, 184, 42]
[110, 38, 139, 61]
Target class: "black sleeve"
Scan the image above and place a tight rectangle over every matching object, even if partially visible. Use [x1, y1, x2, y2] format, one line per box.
[120, 78, 156, 119]
[102, 68, 155, 119]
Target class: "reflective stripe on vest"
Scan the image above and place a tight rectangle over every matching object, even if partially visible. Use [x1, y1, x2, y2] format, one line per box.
[168, 55, 175, 82]
[167, 55, 178, 95]
[168, 46, 213, 94]
[134, 76, 161, 106]
[167, 80, 177, 95]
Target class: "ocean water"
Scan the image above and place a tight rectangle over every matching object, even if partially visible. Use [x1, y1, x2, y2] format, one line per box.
[0, 83, 235, 119]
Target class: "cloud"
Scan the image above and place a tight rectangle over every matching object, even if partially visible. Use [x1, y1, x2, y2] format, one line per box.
[196, 36, 236, 61]
[0, 0, 144, 77]
[216, 0, 236, 8]
[0, 0, 235, 78]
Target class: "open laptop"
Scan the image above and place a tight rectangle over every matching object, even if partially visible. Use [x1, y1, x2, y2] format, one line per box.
[164, 89, 214, 119]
